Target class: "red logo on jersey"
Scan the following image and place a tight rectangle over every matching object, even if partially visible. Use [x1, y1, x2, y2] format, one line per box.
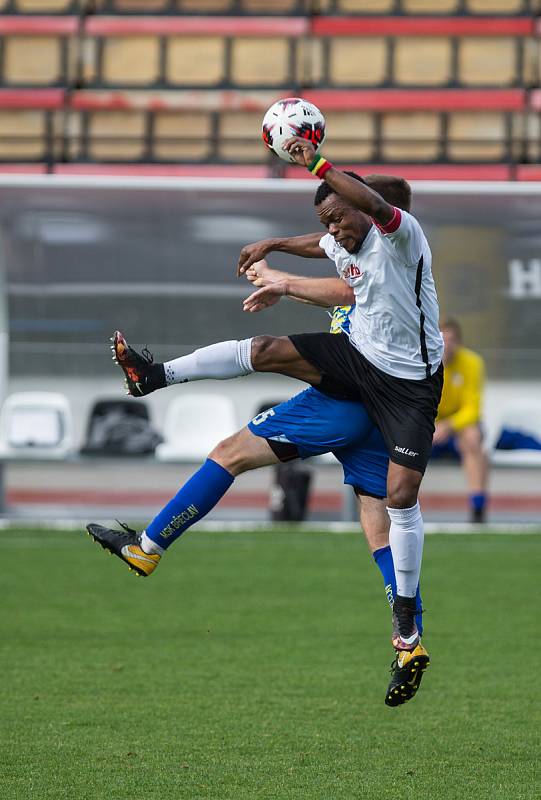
[344, 264, 363, 280]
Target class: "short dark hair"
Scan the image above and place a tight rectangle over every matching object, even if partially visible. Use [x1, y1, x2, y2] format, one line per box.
[314, 170, 412, 212]
[440, 317, 462, 340]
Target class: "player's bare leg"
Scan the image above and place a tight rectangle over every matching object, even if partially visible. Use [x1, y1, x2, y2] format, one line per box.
[456, 425, 489, 523]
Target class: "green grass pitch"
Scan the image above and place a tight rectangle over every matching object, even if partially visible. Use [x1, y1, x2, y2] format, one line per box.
[1, 528, 539, 800]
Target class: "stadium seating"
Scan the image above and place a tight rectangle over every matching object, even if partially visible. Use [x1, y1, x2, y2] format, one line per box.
[0, 89, 63, 160]
[0, 392, 74, 459]
[156, 394, 238, 461]
[0, 3, 536, 174]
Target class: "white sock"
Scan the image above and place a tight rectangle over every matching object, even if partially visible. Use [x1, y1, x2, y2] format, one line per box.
[140, 530, 164, 555]
[387, 502, 424, 598]
[164, 339, 253, 385]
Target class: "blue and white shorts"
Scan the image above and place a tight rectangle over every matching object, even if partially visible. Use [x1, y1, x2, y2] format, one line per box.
[248, 387, 388, 498]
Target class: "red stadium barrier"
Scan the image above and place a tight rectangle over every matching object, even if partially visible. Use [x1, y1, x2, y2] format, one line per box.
[515, 165, 541, 181]
[85, 16, 307, 37]
[305, 89, 526, 111]
[0, 89, 65, 108]
[313, 17, 534, 37]
[0, 164, 48, 174]
[0, 17, 78, 35]
[70, 89, 282, 112]
[70, 88, 526, 113]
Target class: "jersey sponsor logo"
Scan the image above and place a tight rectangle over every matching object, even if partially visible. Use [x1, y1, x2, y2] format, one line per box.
[394, 446, 419, 458]
[344, 264, 364, 280]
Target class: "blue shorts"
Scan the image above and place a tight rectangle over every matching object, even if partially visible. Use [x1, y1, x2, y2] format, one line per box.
[247, 387, 388, 498]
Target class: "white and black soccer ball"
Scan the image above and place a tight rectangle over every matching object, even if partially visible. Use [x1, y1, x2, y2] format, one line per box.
[262, 97, 326, 163]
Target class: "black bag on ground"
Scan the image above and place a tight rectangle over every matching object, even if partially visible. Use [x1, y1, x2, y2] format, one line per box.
[270, 462, 312, 523]
[81, 400, 162, 456]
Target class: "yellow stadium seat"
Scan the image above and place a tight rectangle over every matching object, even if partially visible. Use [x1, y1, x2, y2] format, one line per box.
[110, 0, 170, 10]
[466, 0, 524, 12]
[334, 0, 396, 11]
[3, 37, 63, 86]
[153, 112, 212, 161]
[0, 110, 47, 159]
[15, 0, 73, 10]
[62, 111, 82, 161]
[447, 112, 506, 161]
[88, 111, 146, 160]
[322, 111, 376, 162]
[522, 38, 537, 87]
[177, 0, 233, 10]
[242, 0, 298, 10]
[382, 112, 442, 161]
[402, 0, 460, 12]
[458, 38, 517, 87]
[166, 37, 226, 86]
[296, 38, 324, 86]
[328, 38, 387, 86]
[394, 38, 452, 86]
[101, 37, 160, 86]
[522, 112, 540, 163]
[231, 38, 290, 87]
[219, 111, 266, 162]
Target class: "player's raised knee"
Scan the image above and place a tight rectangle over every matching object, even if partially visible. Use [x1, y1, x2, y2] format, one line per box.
[250, 335, 281, 370]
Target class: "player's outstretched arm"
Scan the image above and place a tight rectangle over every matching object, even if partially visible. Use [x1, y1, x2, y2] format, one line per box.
[243, 276, 353, 314]
[245, 259, 348, 308]
[237, 232, 326, 276]
[283, 137, 395, 228]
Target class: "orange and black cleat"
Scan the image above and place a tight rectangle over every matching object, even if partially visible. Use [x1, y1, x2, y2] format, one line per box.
[111, 331, 165, 398]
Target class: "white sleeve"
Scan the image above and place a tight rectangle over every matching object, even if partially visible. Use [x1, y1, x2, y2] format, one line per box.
[372, 208, 425, 266]
[319, 232, 337, 260]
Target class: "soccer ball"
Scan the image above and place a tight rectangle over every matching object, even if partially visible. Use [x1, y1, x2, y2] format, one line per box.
[262, 97, 326, 163]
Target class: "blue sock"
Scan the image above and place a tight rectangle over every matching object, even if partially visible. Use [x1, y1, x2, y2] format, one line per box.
[471, 493, 486, 513]
[145, 459, 234, 549]
[373, 545, 424, 637]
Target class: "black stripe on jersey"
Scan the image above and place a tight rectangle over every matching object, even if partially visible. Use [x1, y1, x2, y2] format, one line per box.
[414, 255, 431, 379]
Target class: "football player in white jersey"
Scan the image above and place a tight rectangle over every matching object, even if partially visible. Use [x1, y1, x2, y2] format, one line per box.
[236, 142, 444, 659]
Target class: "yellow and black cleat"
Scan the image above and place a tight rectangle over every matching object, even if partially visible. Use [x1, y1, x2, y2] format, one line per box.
[385, 643, 430, 707]
[86, 522, 160, 577]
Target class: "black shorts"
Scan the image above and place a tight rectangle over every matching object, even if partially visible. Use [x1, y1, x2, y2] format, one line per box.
[289, 332, 443, 474]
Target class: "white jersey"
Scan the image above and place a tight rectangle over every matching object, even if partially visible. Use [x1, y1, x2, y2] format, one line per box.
[320, 207, 444, 381]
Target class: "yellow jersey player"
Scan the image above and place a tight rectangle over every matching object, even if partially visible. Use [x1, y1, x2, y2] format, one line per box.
[432, 318, 488, 523]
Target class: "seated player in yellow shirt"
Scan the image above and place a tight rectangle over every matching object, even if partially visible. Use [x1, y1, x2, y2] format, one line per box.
[432, 318, 488, 523]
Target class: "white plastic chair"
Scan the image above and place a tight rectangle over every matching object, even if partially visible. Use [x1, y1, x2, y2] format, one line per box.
[156, 393, 238, 462]
[0, 391, 74, 459]
[490, 401, 541, 467]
